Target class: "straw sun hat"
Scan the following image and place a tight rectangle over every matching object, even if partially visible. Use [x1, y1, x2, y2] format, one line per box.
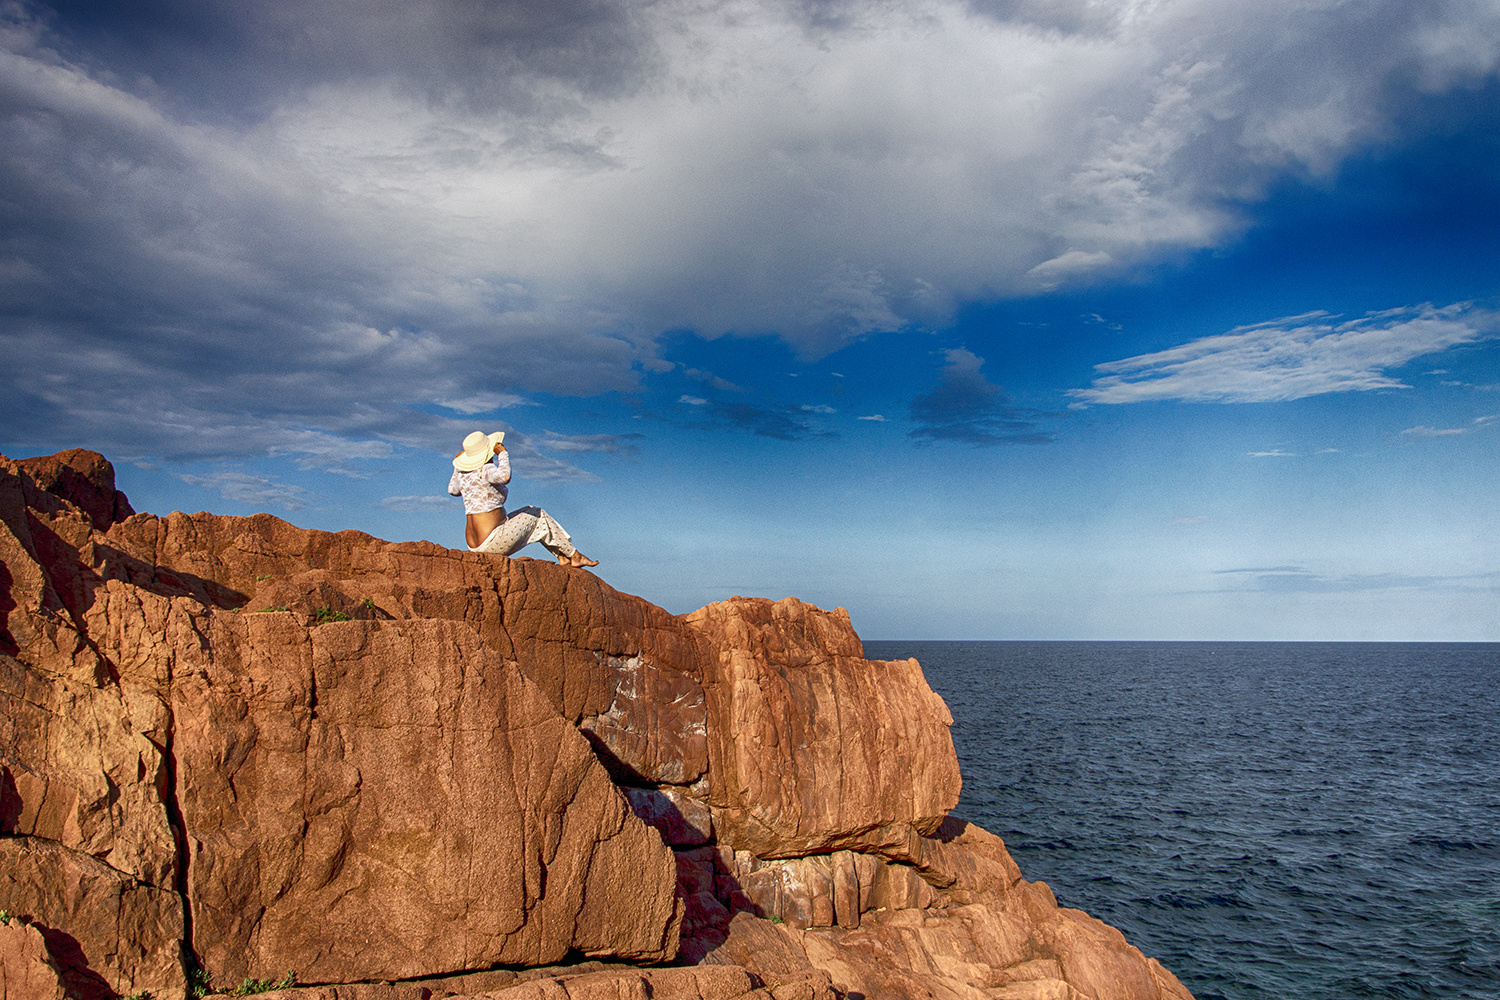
[453, 430, 505, 472]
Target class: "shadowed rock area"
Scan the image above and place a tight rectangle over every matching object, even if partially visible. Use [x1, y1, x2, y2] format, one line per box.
[0, 450, 1195, 1000]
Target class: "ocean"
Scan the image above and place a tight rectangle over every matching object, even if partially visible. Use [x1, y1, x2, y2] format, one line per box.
[862, 641, 1500, 1000]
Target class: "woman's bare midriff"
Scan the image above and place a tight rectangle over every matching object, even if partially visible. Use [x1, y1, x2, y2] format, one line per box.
[466, 509, 504, 549]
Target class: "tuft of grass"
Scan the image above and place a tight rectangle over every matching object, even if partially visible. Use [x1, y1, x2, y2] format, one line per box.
[228, 972, 296, 996]
[767, 914, 784, 925]
[362, 597, 376, 611]
[255, 575, 272, 582]
[255, 606, 289, 614]
[187, 969, 295, 998]
[124, 991, 153, 1000]
[187, 966, 213, 1000]
[313, 607, 351, 625]
[0, 909, 10, 925]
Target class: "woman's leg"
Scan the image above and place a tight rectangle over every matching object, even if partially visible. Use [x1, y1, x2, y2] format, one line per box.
[534, 509, 597, 565]
[470, 512, 536, 555]
[472, 507, 597, 566]
[509, 506, 578, 559]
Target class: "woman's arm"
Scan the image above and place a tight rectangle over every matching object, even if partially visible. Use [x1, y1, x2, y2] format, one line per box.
[486, 450, 511, 485]
[448, 468, 464, 496]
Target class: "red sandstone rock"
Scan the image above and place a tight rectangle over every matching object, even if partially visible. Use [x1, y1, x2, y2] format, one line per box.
[243, 965, 785, 1000]
[173, 614, 681, 983]
[2, 454, 683, 989]
[913, 816, 1027, 899]
[99, 508, 713, 790]
[624, 785, 714, 846]
[0, 647, 177, 888]
[0, 837, 184, 1000]
[0, 451, 1195, 1000]
[686, 597, 962, 860]
[700, 824, 1188, 1000]
[15, 450, 135, 533]
[0, 920, 68, 1000]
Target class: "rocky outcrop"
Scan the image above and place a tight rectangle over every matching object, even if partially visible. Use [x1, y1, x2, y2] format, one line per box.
[688, 598, 961, 861]
[0, 450, 1195, 1000]
[173, 614, 680, 983]
[1, 919, 69, 1000]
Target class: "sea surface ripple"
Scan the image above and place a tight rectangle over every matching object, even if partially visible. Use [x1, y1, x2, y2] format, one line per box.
[863, 641, 1500, 1000]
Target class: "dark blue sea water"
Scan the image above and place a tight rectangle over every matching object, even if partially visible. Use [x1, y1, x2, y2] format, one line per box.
[863, 641, 1500, 1000]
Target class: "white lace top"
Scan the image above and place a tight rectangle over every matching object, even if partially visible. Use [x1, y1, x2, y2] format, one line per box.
[447, 452, 510, 515]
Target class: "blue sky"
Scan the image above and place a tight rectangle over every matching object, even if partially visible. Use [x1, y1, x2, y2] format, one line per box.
[3, 0, 1498, 639]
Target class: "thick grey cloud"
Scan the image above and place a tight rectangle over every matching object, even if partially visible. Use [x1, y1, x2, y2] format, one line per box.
[663, 393, 833, 440]
[4, 0, 1500, 465]
[37, 0, 658, 121]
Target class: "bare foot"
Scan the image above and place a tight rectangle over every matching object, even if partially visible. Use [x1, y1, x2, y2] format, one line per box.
[569, 551, 599, 568]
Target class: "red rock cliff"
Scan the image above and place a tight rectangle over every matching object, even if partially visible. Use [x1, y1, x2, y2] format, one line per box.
[0, 451, 1194, 1000]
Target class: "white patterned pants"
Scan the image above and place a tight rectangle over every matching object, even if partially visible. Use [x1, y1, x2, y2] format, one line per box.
[469, 506, 577, 559]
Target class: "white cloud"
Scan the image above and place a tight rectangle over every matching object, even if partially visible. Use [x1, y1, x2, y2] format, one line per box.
[434, 393, 535, 414]
[1213, 565, 1500, 594]
[1249, 449, 1296, 457]
[178, 470, 312, 510]
[800, 404, 836, 414]
[858, 414, 888, 421]
[1072, 303, 1497, 405]
[381, 495, 455, 512]
[1402, 415, 1497, 437]
[536, 431, 643, 454]
[269, 431, 393, 476]
[1027, 250, 1114, 290]
[679, 395, 708, 406]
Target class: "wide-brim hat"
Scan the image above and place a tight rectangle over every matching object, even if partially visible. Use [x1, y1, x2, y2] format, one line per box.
[453, 430, 505, 472]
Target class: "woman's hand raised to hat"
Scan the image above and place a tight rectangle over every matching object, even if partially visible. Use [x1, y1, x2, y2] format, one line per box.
[494, 441, 506, 453]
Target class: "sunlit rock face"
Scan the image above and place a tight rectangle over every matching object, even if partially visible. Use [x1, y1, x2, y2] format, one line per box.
[0, 449, 1195, 1000]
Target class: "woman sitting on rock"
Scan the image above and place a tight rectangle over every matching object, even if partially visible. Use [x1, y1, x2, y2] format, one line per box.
[448, 431, 598, 568]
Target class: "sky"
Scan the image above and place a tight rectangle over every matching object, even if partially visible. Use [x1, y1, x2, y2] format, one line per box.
[3, 0, 1499, 640]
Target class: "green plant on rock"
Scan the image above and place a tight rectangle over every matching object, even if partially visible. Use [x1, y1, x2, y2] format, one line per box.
[255, 606, 289, 614]
[123, 991, 153, 1000]
[187, 965, 213, 1000]
[0, 909, 11, 925]
[229, 972, 297, 996]
[186, 968, 295, 999]
[314, 606, 351, 625]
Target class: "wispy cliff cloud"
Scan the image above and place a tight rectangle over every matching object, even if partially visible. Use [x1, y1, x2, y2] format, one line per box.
[1071, 304, 1496, 405]
[1214, 565, 1500, 593]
